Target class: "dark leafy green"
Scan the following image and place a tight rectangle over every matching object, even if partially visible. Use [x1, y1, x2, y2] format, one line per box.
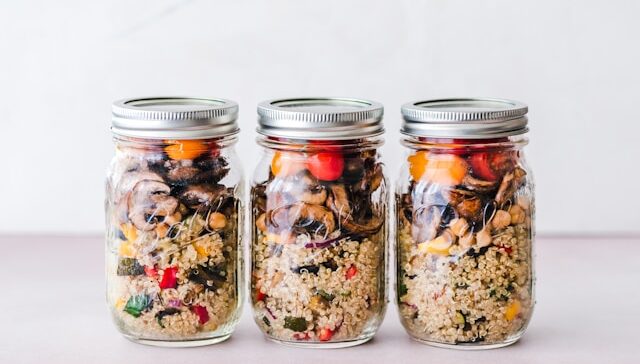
[283, 316, 307, 332]
[155, 308, 180, 328]
[317, 289, 335, 302]
[123, 295, 152, 317]
[117, 258, 145, 276]
[188, 263, 227, 290]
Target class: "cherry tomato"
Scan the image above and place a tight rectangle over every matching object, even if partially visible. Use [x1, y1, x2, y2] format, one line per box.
[318, 327, 334, 341]
[307, 152, 344, 181]
[271, 151, 306, 177]
[468, 150, 515, 181]
[408, 151, 468, 185]
[164, 140, 207, 160]
[469, 152, 497, 181]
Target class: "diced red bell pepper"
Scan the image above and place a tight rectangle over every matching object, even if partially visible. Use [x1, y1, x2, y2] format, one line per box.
[144, 265, 158, 278]
[191, 305, 209, 325]
[293, 332, 310, 341]
[497, 245, 513, 254]
[256, 289, 266, 302]
[159, 266, 178, 289]
[345, 265, 358, 280]
[318, 327, 334, 341]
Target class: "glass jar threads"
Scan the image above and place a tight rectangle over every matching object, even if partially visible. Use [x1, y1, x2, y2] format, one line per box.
[105, 97, 243, 346]
[396, 98, 535, 349]
[250, 98, 388, 347]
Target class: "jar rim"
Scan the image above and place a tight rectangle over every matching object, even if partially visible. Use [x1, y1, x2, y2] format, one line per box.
[111, 96, 239, 140]
[257, 97, 384, 140]
[401, 97, 528, 139]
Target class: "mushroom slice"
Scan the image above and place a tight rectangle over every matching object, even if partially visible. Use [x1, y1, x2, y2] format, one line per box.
[193, 157, 230, 184]
[354, 162, 383, 193]
[179, 184, 231, 210]
[267, 202, 336, 237]
[128, 180, 179, 231]
[326, 184, 383, 234]
[495, 167, 527, 205]
[165, 160, 200, 183]
[299, 174, 327, 205]
[461, 174, 498, 193]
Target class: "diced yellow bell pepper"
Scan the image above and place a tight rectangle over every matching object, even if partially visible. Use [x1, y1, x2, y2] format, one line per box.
[119, 241, 135, 258]
[120, 223, 138, 242]
[505, 300, 521, 321]
[115, 297, 126, 310]
[418, 236, 452, 256]
[193, 242, 209, 257]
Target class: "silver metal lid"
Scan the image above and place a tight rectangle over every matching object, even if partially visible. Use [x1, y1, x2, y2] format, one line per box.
[112, 97, 239, 139]
[257, 97, 384, 140]
[401, 98, 528, 139]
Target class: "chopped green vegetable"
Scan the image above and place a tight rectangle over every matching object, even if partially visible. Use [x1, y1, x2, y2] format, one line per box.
[188, 263, 227, 290]
[340, 290, 351, 297]
[123, 294, 152, 317]
[317, 289, 335, 302]
[454, 311, 466, 325]
[117, 258, 145, 276]
[398, 282, 408, 297]
[262, 316, 271, 327]
[283, 316, 307, 332]
[155, 308, 180, 328]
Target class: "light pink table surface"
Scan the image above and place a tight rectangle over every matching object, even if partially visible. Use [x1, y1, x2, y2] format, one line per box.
[1, 235, 638, 363]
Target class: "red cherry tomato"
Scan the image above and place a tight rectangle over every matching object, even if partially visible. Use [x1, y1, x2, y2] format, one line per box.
[307, 152, 344, 181]
[469, 152, 497, 181]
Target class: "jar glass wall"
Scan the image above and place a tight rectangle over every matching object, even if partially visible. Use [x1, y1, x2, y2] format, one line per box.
[396, 99, 535, 349]
[105, 98, 243, 346]
[250, 98, 388, 347]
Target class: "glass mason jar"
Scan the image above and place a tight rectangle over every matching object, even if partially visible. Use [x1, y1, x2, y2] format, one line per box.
[105, 97, 243, 346]
[250, 98, 388, 348]
[396, 98, 535, 349]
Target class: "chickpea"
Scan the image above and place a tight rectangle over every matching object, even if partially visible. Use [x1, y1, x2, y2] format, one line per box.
[492, 210, 512, 230]
[450, 218, 470, 237]
[476, 229, 493, 247]
[509, 205, 526, 225]
[208, 212, 227, 230]
[459, 232, 475, 249]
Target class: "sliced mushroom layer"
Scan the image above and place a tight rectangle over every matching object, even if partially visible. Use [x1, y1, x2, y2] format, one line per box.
[326, 184, 383, 234]
[128, 180, 179, 231]
[179, 184, 231, 210]
[267, 202, 336, 237]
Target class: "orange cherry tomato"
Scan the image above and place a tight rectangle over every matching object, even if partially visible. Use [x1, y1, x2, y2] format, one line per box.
[408, 151, 468, 185]
[307, 152, 344, 181]
[271, 151, 306, 177]
[164, 140, 207, 160]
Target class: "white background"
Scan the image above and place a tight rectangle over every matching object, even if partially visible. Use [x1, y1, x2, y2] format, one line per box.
[1, 0, 638, 234]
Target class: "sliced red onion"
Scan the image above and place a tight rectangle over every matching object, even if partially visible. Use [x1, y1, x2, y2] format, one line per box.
[265, 306, 277, 319]
[304, 234, 362, 249]
[167, 299, 182, 308]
